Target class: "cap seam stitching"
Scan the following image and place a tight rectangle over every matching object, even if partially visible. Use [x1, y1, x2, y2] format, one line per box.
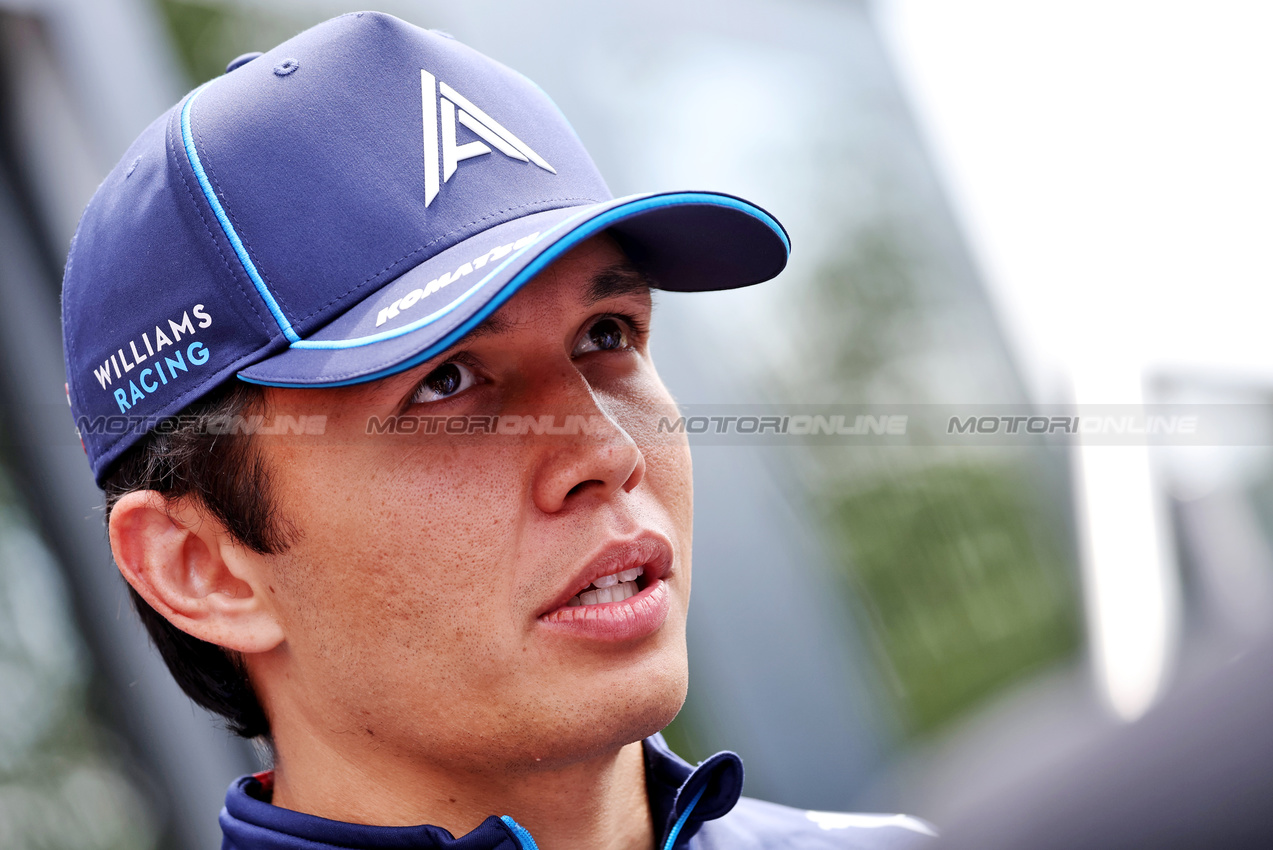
[83, 114, 279, 469]
[291, 196, 602, 326]
[193, 123, 296, 318]
[170, 112, 272, 335]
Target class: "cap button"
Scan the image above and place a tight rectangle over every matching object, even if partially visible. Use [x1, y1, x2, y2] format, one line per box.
[225, 51, 263, 74]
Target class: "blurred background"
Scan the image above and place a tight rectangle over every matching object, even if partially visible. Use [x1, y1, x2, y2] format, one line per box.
[1, 1, 1271, 847]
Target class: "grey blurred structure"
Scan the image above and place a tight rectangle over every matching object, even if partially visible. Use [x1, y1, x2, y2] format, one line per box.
[934, 636, 1273, 850]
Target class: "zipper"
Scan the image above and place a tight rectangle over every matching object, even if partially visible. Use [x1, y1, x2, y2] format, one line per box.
[501, 783, 704, 850]
[500, 815, 540, 850]
[661, 785, 706, 850]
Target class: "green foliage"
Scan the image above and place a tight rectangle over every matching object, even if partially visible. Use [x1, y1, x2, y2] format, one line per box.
[798, 223, 925, 405]
[155, 0, 310, 85]
[828, 460, 1080, 735]
[790, 217, 1083, 737]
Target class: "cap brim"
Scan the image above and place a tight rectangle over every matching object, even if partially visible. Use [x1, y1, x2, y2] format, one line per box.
[238, 191, 789, 388]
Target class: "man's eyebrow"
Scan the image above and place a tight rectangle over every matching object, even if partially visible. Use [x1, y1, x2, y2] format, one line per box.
[585, 263, 654, 306]
[461, 313, 513, 341]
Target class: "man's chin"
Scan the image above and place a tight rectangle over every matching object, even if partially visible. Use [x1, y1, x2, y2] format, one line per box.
[502, 664, 689, 773]
[512, 714, 684, 775]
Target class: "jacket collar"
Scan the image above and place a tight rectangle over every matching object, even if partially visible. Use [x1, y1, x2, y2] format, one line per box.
[643, 734, 743, 847]
[220, 734, 743, 850]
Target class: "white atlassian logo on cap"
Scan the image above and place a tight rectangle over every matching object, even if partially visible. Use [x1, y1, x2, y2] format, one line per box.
[421, 70, 556, 207]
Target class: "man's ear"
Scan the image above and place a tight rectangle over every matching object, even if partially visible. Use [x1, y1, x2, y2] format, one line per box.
[109, 491, 285, 654]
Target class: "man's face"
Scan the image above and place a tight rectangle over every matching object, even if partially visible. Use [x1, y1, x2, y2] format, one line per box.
[251, 235, 693, 773]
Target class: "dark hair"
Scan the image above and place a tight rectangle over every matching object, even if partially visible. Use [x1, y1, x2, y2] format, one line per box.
[103, 380, 294, 739]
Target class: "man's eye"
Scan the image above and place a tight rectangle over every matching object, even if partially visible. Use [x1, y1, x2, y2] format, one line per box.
[573, 317, 630, 356]
[410, 361, 476, 404]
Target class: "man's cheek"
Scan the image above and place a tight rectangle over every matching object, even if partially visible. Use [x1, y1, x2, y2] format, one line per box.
[640, 444, 694, 507]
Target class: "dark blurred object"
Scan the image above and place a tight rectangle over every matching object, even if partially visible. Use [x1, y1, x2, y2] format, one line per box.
[0, 7, 255, 848]
[936, 637, 1273, 849]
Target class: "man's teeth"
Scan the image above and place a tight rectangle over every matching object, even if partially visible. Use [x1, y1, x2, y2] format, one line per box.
[566, 567, 644, 606]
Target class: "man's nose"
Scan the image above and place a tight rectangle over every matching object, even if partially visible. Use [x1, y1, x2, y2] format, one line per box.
[526, 364, 646, 515]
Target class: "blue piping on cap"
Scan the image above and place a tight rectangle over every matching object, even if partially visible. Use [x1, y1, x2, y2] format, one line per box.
[291, 191, 785, 351]
[180, 85, 301, 343]
[239, 191, 788, 388]
[288, 205, 592, 350]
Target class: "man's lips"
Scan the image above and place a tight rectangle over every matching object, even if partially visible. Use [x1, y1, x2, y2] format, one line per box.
[536, 533, 673, 618]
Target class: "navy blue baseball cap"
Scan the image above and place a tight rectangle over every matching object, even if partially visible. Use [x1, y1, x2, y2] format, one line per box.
[62, 11, 789, 485]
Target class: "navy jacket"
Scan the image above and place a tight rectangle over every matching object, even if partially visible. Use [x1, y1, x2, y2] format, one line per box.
[220, 734, 935, 849]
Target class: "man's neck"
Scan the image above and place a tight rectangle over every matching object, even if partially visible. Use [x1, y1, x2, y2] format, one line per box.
[268, 731, 655, 850]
